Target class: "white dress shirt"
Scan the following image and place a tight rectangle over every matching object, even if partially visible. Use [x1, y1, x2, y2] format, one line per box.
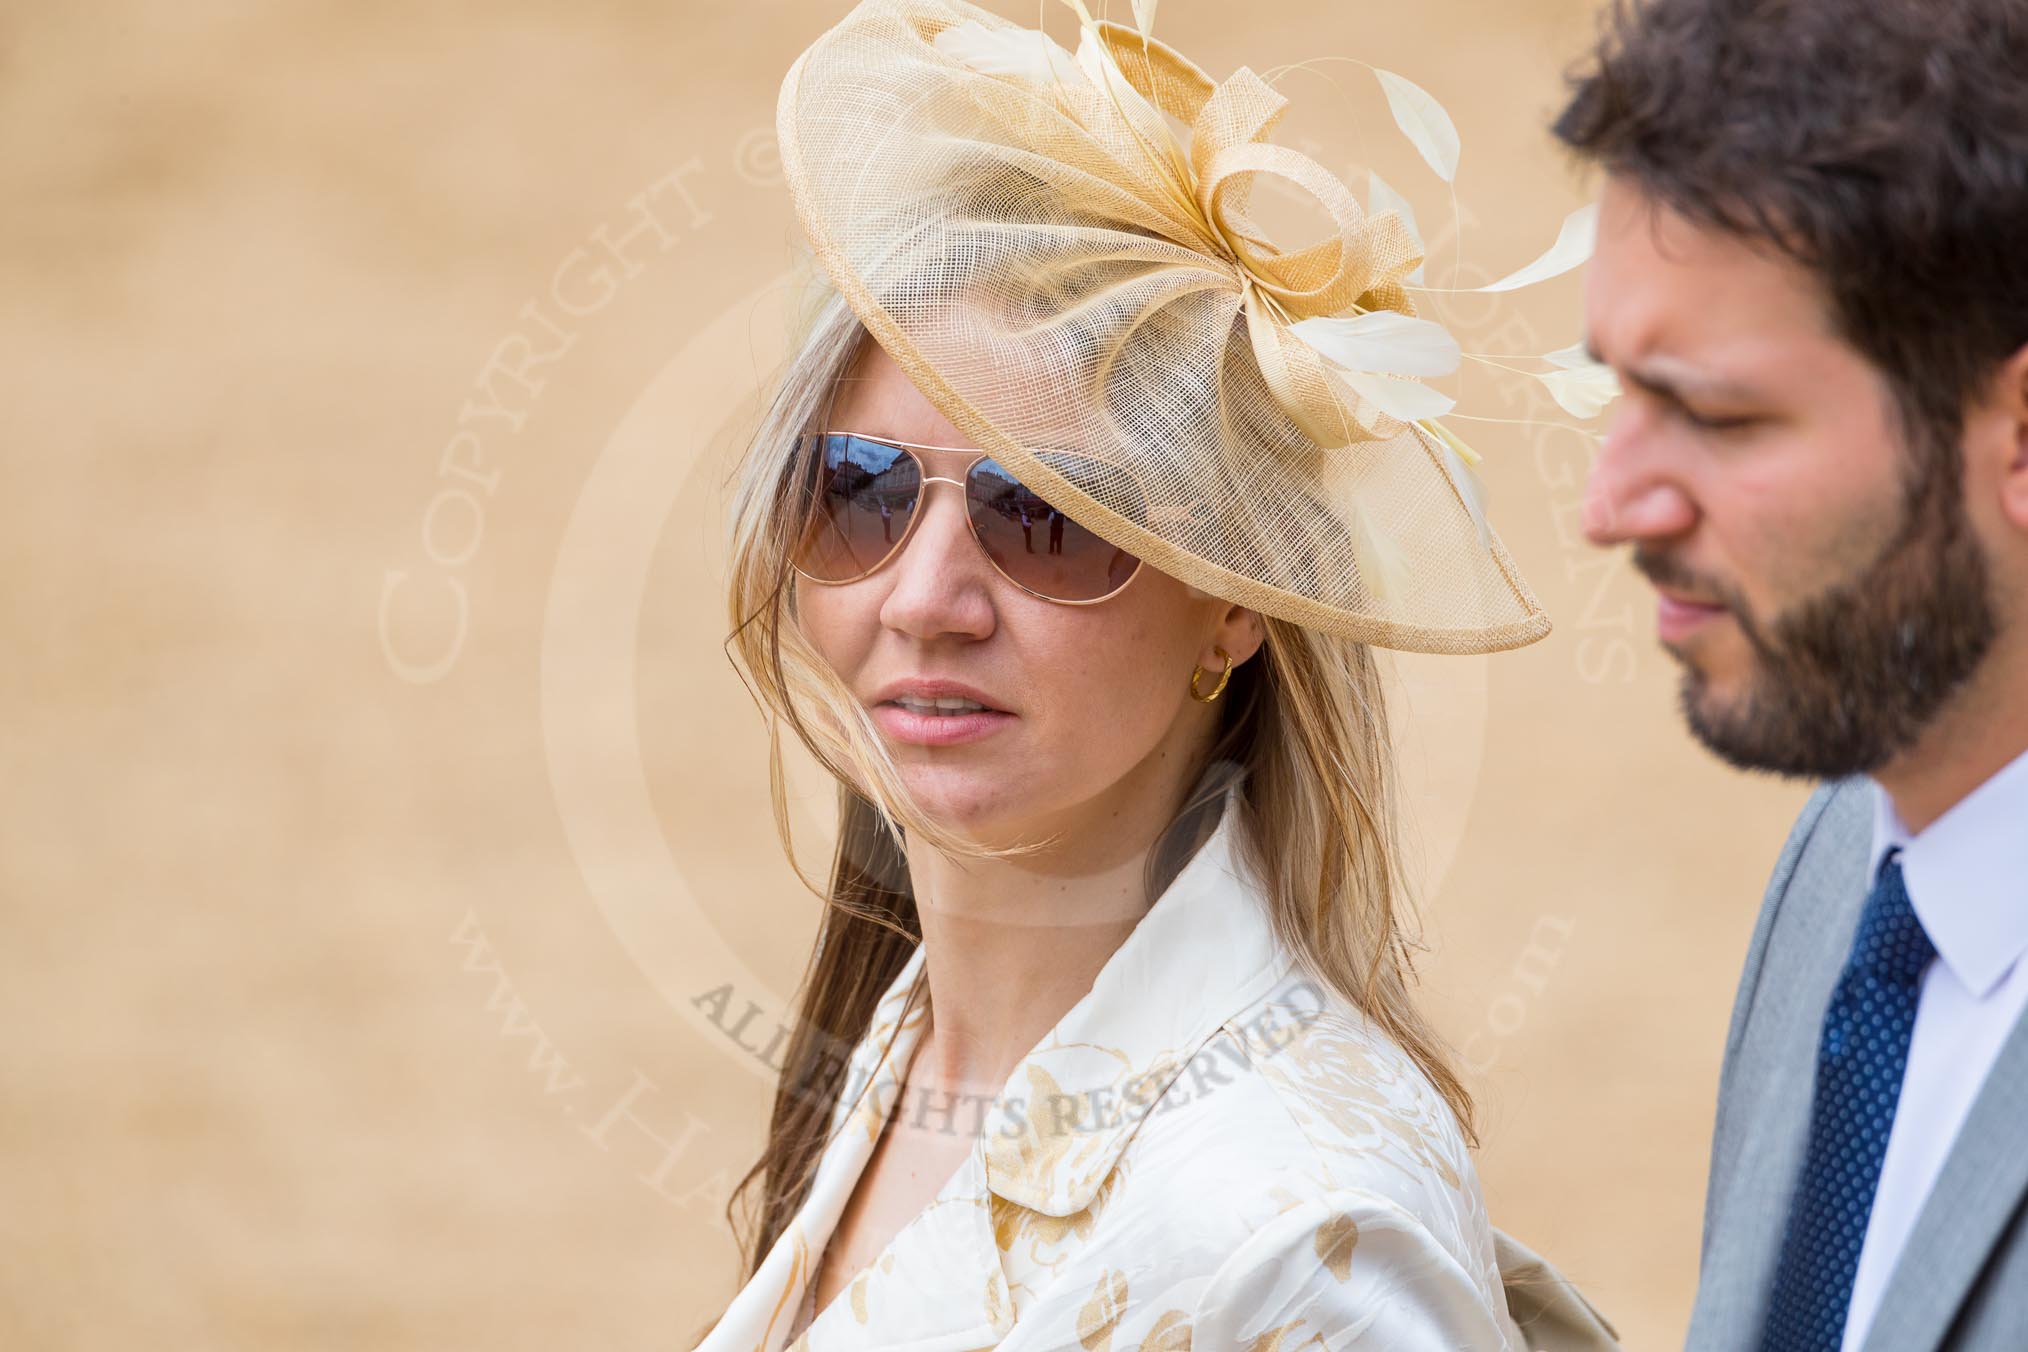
[1841, 745, 2028, 1352]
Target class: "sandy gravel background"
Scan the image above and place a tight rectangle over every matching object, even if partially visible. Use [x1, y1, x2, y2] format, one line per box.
[3, 1, 1809, 1347]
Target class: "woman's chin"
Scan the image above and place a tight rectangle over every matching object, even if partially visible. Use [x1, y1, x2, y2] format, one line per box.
[897, 775, 1050, 841]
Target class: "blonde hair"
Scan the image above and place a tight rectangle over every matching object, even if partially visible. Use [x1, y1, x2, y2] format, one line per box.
[718, 282, 1473, 1277]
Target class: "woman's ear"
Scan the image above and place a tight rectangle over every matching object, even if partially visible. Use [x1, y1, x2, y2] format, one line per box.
[1215, 604, 1267, 667]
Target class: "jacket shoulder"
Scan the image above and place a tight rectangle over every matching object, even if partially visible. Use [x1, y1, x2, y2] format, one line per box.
[1195, 970, 1494, 1272]
[1042, 973, 1512, 1345]
[1170, 973, 1514, 1344]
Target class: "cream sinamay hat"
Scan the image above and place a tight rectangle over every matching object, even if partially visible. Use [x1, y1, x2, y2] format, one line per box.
[777, 0, 1599, 653]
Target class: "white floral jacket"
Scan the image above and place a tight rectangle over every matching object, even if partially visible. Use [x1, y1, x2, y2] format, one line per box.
[695, 794, 1620, 1351]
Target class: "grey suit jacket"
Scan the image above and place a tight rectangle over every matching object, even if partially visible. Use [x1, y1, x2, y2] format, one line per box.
[1685, 778, 2028, 1351]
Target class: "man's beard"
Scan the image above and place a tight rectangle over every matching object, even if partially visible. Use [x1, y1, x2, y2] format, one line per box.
[1636, 461, 1998, 780]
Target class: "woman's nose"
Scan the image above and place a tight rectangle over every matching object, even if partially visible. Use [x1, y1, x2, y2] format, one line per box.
[877, 477, 997, 636]
[903, 476, 979, 567]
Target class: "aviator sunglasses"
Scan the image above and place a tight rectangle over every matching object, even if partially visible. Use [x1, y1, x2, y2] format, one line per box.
[789, 431, 1147, 604]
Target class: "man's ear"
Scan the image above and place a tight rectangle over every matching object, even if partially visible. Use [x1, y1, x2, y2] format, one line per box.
[1990, 344, 2028, 535]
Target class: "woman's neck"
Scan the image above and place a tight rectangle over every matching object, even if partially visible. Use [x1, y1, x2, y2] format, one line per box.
[899, 793, 1178, 1119]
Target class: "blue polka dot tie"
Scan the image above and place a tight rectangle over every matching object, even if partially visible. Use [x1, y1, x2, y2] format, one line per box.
[1758, 848, 1936, 1352]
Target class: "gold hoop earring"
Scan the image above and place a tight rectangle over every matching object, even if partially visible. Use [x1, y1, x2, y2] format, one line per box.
[1190, 645, 1234, 703]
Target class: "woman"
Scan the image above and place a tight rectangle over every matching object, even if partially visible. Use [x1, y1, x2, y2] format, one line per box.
[700, 0, 1620, 1346]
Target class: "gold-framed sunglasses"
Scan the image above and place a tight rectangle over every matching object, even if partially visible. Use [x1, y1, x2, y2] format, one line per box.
[789, 431, 1147, 605]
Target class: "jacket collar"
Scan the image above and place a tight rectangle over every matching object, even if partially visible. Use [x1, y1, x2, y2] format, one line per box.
[823, 786, 1294, 1217]
[977, 788, 1291, 1214]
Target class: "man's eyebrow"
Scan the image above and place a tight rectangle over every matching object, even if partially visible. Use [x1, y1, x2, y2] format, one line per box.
[1605, 349, 1763, 405]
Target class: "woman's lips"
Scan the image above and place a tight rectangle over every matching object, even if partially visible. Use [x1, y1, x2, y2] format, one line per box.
[871, 702, 1017, 746]
[1656, 591, 1728, 643]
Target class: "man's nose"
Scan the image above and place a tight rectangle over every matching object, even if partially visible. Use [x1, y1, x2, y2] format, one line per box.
[1581, 405, 1698, 545]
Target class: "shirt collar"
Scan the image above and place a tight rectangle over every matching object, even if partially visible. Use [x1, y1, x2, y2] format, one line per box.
[1868, 744, 2028, 998]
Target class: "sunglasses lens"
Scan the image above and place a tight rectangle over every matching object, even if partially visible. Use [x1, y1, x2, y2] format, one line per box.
[967, 452, 1143, 601]
[792, 433, 922, 582]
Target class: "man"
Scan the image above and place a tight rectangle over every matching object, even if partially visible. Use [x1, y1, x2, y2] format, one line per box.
[1554, 0, 2028, 1348]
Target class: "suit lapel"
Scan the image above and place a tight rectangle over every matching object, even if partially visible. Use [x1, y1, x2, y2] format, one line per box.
[1702, 792, 1872, 1348]
[1859, 998, 2028, 1352]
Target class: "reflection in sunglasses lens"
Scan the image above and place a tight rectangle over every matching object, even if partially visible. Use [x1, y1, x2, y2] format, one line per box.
[968, 454, 1141, 602]
[793, 434, 921, 582]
